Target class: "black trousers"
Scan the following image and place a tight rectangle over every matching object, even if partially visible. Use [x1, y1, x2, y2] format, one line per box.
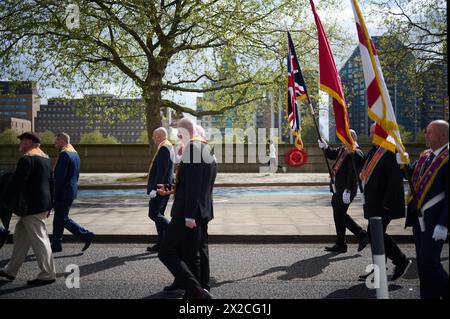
[367, 217, 406, 266]
[158, 217, 209, 296]
[170, 222, 210, 291]
[413, 221, 449, 299]
[148, 195, 170, 247]
[331, 193, 365, 245]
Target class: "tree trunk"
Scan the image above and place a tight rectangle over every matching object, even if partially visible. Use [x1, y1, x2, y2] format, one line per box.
[143, 87, 163, 159]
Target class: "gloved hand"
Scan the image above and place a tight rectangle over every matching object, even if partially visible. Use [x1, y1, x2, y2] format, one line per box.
[396, 152, 410, 165]
[149, 190, 157, 199]
[318, 139, 328, 149]
[342, 189, 351, 204]
[432, 225, 448, 241]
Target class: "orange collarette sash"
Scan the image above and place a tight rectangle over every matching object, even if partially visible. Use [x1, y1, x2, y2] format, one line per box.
[147, 139, 173, 180]
[331, 147, 349, 177]
[25, 147, 49, 159]
[360, 147, 386, 186]
[54, 144, 77, 172]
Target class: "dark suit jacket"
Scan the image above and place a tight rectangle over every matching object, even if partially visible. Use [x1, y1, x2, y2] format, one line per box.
[363, 146, 405, 220]
[405, 148, 448, 229]
[325, 146, 364, 195]
[54, 150, 80, 203]
[171, 141, 217, 223]
[147, 145, 174, 195]
[8, 152, 54, 216]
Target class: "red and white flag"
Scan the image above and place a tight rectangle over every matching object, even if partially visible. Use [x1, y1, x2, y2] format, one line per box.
[350, 0, 409, 162]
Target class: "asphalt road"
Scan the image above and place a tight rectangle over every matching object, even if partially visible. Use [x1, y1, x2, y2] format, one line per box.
[1, 243, 448, 299]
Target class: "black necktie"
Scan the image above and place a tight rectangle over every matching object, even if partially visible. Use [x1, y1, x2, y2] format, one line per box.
[424, 152, 436, 171]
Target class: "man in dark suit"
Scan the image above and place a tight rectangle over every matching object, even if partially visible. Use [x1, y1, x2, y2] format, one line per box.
[359, 123, 411, 281]
[146, 127, 174, 253]
[0, 132, 56, 285]
[158, 118, 217, 299]
[399, 120, 448, 299]
[318, 130, 368, 253]
[51, 132, 94, 253]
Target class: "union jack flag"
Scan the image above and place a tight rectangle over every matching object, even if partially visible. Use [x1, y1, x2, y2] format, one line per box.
[287, 32, 307, 132]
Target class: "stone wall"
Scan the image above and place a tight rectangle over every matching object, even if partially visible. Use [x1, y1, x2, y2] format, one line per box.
[0, 143, 426, 173]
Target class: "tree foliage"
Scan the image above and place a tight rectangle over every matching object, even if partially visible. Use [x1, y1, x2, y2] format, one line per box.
[368, 0, 447, 70]
[0, 128, 19, 144]
[38, 130, 56, 144]
[79, 130, 120, 144]
[0, 0, 349, 153]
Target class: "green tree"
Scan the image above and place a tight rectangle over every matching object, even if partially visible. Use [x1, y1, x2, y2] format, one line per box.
[79, 131, 119, 144]
[38, 130, 56, 144]
[0, 128, 19, 144]
[0, 0, 349, 155]
[136, 131, 149, 144]
[369, 0, 447, 69]
[398, 124, 414, 143]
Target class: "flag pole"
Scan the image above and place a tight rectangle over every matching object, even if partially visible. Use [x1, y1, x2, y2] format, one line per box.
[305, 94, 335, 193]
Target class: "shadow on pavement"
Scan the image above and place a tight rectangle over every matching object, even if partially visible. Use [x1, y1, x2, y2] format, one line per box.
[73, 252, 158, 278]
[250, 252, 361, 281]
[210, 252, 362, 289]
[324, 283, 403, 299]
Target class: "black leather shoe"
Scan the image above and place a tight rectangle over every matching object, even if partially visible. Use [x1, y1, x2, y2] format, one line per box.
[164, 282, 184, 292]
[325, 244, 347, 253]
[391, 259, 411, 281]
[146, 244, 159, 253]
[187, 288, 213, 299]
[27, 278, 56, 286]
[81, 233, 95, 252]
[0, 270, 15, 281]
[357, 233, 369, 252]
[51, 245, 62, 253]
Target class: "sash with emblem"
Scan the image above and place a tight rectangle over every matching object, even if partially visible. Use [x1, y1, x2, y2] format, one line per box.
[406, 148, 449, 209]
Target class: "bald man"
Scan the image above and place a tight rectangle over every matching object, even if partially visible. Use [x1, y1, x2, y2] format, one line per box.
[399, 120, 449, 299]
[146, 127, 174, 253]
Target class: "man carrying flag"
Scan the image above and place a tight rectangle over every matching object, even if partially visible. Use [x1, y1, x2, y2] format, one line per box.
[308, 1, 367, 253]
[350, 0, 411, 281]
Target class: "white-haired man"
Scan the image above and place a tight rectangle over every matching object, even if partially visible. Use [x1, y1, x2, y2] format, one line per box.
[146, 127, 174, 253]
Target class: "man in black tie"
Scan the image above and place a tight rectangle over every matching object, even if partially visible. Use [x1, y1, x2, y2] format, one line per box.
[158, 118, 217, 299]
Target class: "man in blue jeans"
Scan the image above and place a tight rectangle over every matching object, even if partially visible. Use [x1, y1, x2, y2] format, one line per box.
[146, 127, 174, 253]
[51, 132, 94, 253]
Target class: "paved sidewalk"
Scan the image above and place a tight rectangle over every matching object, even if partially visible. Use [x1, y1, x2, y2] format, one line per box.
[4, 176, 413, 241]
[78, 172, 333, 187]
